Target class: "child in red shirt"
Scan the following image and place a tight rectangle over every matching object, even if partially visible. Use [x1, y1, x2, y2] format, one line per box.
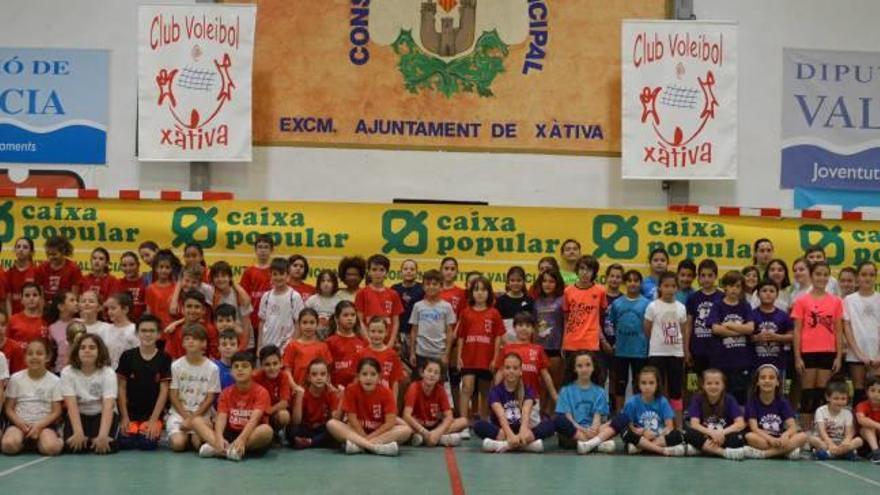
[9, 283, 48, 343]
[164, 290, 218, 360]
[290, 358, 341, 449]
[355, 254, 403, 345]
[254, 345, 292, 435]
[457, 275, 505, 421]
[283, 309, 333, 386]
[79, 247, 117, 306]
[326, 301, 367, 387]
[495, 312, 558, 406]
[193, 351, 274, 460]
[35, 235, 82, 302]
[5, 237, 35, 315]
[239, 234, 274, 343]
[145, 250, 181, 335]
[0, 311, 26, 373]
[326, 357, 412, 455]
[439, 257, 467, 316]
[288, 254, 316, 300]
[115, 251, 147, 323]
[855, 375, 880, 462]
[403, 358, 468, 447]
[356, 318, 403, 398]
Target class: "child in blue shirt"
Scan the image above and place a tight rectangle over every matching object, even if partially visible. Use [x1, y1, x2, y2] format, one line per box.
[609, 270, 650, 412]
[609, 366, 685, 456]
[553, 351, 616, 454]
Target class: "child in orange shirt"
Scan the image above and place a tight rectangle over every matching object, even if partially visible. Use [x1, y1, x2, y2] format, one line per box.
[562, 255, 608, 352]
[356, 317, 404, 398]
[283, 309, 333, 387]
[290, 358, 341, 449]
[326, 301, 367, 388]
[9, 283, 48, 343]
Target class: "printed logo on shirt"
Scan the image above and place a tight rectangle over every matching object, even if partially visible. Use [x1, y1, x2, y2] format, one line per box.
[705, 415, 728, 430]
[639, 410, 661, 434]
[756, 321, 781, 357]
[760, 413, 783, 435]
[695, 302, 713, 338]
[661, 319, 682, 346]
[502, 399, 522, 424]
[808, 308, 835, 333]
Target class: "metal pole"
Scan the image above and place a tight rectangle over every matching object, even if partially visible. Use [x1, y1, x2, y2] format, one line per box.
[189, 0, 216, 192]
[663, 0, 695, 206]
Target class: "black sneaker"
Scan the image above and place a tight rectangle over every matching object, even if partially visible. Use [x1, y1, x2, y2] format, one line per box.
[870, 449, 880, 465]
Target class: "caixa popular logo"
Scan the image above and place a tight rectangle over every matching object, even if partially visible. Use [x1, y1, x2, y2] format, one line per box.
[171, 206, 218, 248]
[0, 201, 15, 244]
[349, 0, 550, 97]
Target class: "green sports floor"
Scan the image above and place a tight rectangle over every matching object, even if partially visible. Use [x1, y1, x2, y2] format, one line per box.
[1, 440, 880, 495]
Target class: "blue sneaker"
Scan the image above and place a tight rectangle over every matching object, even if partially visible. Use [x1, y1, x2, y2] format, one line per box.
[814, 449, 830, 461]
[844, 450, 858, 462]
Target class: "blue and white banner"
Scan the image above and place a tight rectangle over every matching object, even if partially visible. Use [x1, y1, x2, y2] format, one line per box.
[0, 48, 108, 165]
[782, 48, 880, 190]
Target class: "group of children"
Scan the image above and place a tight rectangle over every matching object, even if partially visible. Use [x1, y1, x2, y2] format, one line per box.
[0, 234, 878, 463]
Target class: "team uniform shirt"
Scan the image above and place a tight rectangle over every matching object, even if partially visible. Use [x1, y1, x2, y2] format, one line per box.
[8, 312, 48, 343]
[342, 382, 396, 433]
[282, 339, 333, 386]
[687, 393, 743, 429]
[218, 384, 271, 431]
[290, 281, 316, 301]
[609, 295, 650, 358]
[60, 365, 118, 415]
[0, 338, 26, 374]
[562, 284, 608, 352]
[686, 290, 724, 358]
[534, 296, 565, 352]
[791, 292, 843, 354]
[855, 400, 880, 423]
[457, 306, 505, 370]
[114, 277, 147, 322]
[405, 381, 451, 428]
[487, 383, 538, 430]
[707, 300, 754, 370]
[304, 293, 343, 338]
[392, 282, 424, 335]
[79, 273, 117, 305]
[495, 342, 548, 395]
[555, 382, 609, 427]
[35, 259, 82, 301]
[117, 347, 173, 421]
[622, 394, 674, 435]
[357, 347, 403, 389]
[145, 282, 177, 331]
[355, 286, 404, 336]
[645, 299, 687, 357]
[169, 357, 221, 414]
[258, 287, 305, 349]
[5, 264, 35, 314]
[253, 369, 291, 406]
[301, 386, 339, 429]
[409, 299, 456, 359]
[813, 405, 853, 444]
[240, 265, 272, 337]
[48, 319, 74, 372]
[745, 396, 795, 437]
[326, 333, 367, 387]
[439, 286, 467, 316]
[603, 293, 623, 346]
[843, 292, 880, 363]
[751, 307, 793, 371]
[96, 323, 139, 369]
[495, 293, 535, 340]
[5, 369, 62, 423]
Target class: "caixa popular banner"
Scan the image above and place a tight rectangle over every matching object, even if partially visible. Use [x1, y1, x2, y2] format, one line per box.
[0, 198, 877, 286]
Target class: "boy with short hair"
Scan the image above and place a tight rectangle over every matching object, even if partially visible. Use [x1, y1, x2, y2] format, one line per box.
[253, 345, 292, 434]
[708, 271, 755, 405]
[810, 380, 863, 460]
[165, 290, 219, 360]
[117, 314, 172, 450]
[194, 351, 274, 460]
[215, 329, 239, 390]
[675, 259, 697, 304]
[685, 259, 723, 376]
[167, 324, 221, 452]
[258, 258, 304, 350]
[355, 254, 404, 346]
[855, 375, 880, 463]
[240, 234, 274, 348]
[214, 303, 246, 351]
[609, 270, 650, 411]
[562, 255, 608, 352]
[409, 269, 456, 375]
[170, 264, 214, 317]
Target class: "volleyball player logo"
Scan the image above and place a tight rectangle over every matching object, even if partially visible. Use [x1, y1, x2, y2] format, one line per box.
[155, 47, 235, 130]
[639, 70, 718, 147]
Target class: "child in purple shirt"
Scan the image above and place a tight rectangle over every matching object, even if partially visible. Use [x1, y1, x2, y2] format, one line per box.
[685, 259, 722, 374]
[708, 271, 754, 404]
[743, 364, 808, 459]
[751, 281, 793, 374]
[684, 369, 746, 460]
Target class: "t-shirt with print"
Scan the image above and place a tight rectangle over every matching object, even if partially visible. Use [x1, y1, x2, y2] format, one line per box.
[326, 333, 367, 387]
[791, 292, 843, 354]
[170, 357, 221, 414]
[79, 273, 117, 307]
[409, 299, 456, 358]
[622, 394, 674, 435]
[555, 382, 609, 427]
[5, 264, 36, 314]
[301, 386, 339, 429]
[645, 299, 687, 357]
[534, 296, 565, 352]
[218, 383, 271, 432]
[562, 284, 608, 352]
[258, 287, 304, 349]
[751, 307, 793, 371]
[393, 282, 424, 335]
[439, 286, 467, 316]
[354, 286, 403, 330]
[342, 382, 396, 433]
[610, 295, 650, 358]
[496, 293, 535, 340]
[495, 342, 548, 395]
[5, 369, 62, 423]
[1, 338, 26, 374]
[240, 265, 272, 332]
[282, 340, 333, 386]
[146, 282, 177, 330]
[487, 383, 537, 430]
[813, 405, 853, 444]
[405, 381, 451, 428]
[745, 396, 795, 437]
[61, 365, 118, 416]
[843, 292, 880, 362]
[856, 400, 880, 423]
[686, 290, 723, 358]
[687, 393, 743, 430]
[117, 347, 172, 421]
[356, 347, 403, 389]
[707, 300, 753, 370]
[8, 313, 48, 343]
[35, 259, 82, 302]
[114, 276, 147, 323]
[96, 323, 139, 370]
[602, 293, 623, 346]
[457, 306, 505, 370]
[253, 369, 291, 406]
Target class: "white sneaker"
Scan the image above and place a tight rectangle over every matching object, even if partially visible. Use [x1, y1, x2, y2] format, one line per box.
[724, 448, 745, 461]
[344, 440, 363, 454]
[626, 444, 642, 455]
[226, 446, 242, 462]
[411, 434, 424, 447]
[685, 444, 701, 457]
[597, 440, 617, 454]
[482, 438, 508, 453]
[665, 444, 686, 457]
[787, 447, 801, 460]
[439, 434, 461, 447]
[577, 440, 595, 455]
[743, 446, 765, 459]
[374, 442, 399, 456]
[198, 443, 217, 458]
[524, 439, 544, 453]
[460, 429, 471, 440]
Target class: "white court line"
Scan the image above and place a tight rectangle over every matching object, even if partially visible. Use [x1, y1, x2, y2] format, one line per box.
[817, 461, 880, 488]
[0, 456, 51, 478]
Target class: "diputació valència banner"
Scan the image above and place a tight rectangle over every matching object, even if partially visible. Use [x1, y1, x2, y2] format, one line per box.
[0, 198, 877, 285]
[781, 48, 880, 191]
[241, 0, 668, 155]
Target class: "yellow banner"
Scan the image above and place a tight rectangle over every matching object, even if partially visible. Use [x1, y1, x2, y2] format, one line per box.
[243, 0, 669, 155]
[0, 198, 876, 285]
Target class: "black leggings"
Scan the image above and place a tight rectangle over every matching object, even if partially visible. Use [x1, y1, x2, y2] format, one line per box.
[684, 426, 744, 449]
[610, 413, 683, 446]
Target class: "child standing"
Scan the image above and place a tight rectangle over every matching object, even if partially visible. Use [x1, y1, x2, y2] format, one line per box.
[5, 237, 36, 315]
[393, 259, 424, 363]
[843, 262, 880, 406]
[641, 248, 670, 300]
[1, 339, 63, 456]
[602, 264, 624, 375]
[337, 256, 366, 303]
[685, 259, 723, 376]
[675, 259, 697, 305]
[210, 262, 253, 350]
[741, 266, 761, 309]
[145, 250, 181, 335]
[80, 247, 116, 304]
[258, 258, 304, 350]
[532, 270, 565, 414]
[215, 329, 239, 389]
[101, 293, 139, 369]
[138, 241, 159, 286]
[46, 291, 78, 372]
[404, 358, 468, 447]
[457, 276, 504, 421]
[751, 281, 793, 379]
[408, 269, 456, 374]
[326, 301, 367, 388]
[553, 352, 617, 455]
[684, 369, 746, 460]
[609, 366, 685, 456]
[765, 259, 793, 312]
[439, 257, 467, 315]
[558, 239, 582, 285]
[809, 380, 863, 460]
[562, 256, 608, 353]
[166, 325, 221, 452]
[117, 315, 172, 450]
[476, 353, 555, 453]
[855, 376, 880, 463]
[0, 312, 25, 375]
[290, 358, 340, 449]
[305, 270, 343, 340]
[708, 271, 755, 405]
[288, 254, 316, 300]
[838, 267, 857, 299]
[9, 283, 47, 343]
[254, 345, 292, 435]
[357, 318, 403, 397]
[240, 234, 274, 344]
[496, 266, 535, 342]
[644, 272, 687, 426]
[283, 309, 333, 387]
[610, 270, 650, 411]
[355, 254, 403, 345]
[115, 251, 146, 322]
[743, 364, 808, 459]
[79, 290, 109, 337]
[327, 357, 412, 455]
[61, 334, 119, 454]
[35, 235, 82, 301]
